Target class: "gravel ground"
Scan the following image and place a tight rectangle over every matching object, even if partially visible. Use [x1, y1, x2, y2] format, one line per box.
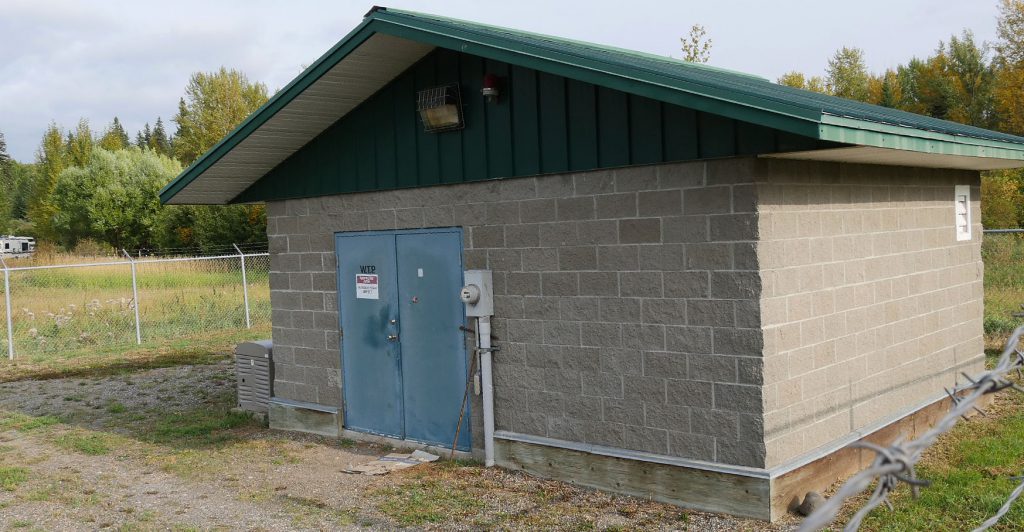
[0, 361, 795, 531]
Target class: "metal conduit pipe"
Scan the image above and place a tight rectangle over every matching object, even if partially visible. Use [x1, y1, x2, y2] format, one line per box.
[479, 315, 495, 467]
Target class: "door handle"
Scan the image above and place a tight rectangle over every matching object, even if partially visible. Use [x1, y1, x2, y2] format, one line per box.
[387, 335, 399, 341]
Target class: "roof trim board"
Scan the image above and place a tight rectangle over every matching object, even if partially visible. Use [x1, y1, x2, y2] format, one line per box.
[819, 115, 1024, 158]
[763, 146, 1024, 171]
[159, 7, 1024, 205]
[160, 18, 378, 203]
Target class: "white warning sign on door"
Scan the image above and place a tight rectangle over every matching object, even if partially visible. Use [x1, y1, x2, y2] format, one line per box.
[355, 274, 379, 299]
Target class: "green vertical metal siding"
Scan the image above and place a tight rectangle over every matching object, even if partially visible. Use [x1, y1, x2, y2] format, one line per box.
[233, 49, 830, 203]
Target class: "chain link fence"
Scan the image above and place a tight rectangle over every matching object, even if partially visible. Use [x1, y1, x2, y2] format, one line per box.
[981, 230, 1024, 347]
[0, 250, 270, 360]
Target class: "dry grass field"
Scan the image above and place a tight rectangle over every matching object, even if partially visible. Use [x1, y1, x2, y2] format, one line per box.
[0, 252, 270, 362]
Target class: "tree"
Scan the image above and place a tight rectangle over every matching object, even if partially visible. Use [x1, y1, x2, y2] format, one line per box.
[0, 131, 10, 230]
[777, 71, 828, 93]
[680, 24, 712, 63]
[944, 31, 995, 127]
[149, 117, 172, 156]
[173, 67, 269, 165]
[98, 117, 131, 151]
[64, 118, 93, 168]
[49, 148, 181, 249]
[0, 130, 9, 166]
[8, 162, 35, 222]
[27, 123, 67, 239]
[135, 123, 151, 149]
[994, 67, 1024, 135]
[982, 172, 1024, 228]
[995, 0, 1024, 135]
[826, 47, 870, 101]
[169, 67, 270, 251]
[867, 70, 904, 108]
[996, 0, 1024, 65]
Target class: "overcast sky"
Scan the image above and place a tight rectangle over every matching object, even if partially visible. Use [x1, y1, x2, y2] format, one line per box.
[0, 0, 1004, 162]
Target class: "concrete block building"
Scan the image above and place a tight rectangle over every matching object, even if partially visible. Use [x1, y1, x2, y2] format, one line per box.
[160, 7, 1024, 520]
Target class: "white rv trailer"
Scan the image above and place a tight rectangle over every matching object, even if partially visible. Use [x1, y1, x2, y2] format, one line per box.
[0, 236, 35, 255]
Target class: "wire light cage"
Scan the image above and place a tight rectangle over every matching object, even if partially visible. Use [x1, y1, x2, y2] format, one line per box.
[416, 84, 465, 132]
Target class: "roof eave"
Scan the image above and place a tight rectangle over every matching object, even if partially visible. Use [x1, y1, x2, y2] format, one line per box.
[818, 115, 1024, 164]
[159, 17, 380, 205]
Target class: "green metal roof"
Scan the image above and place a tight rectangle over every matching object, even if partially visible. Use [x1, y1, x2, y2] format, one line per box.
[160, 6, 1024, 205]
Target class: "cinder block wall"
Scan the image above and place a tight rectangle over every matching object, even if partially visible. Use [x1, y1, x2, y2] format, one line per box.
[265, 158, 767, 467]
[756, 159, 984, 468]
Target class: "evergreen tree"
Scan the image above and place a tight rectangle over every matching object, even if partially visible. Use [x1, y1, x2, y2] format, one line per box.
[98, 117, 131, 151]
[149, 117, 172, 156]
[136, 123, 152, 149]
[0, 131, 10, 231]
[9, 163, 34, 221]
[65, 118, 93, 167]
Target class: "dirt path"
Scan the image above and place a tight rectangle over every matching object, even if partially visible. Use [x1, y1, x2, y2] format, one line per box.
[0, 362, 789, 531]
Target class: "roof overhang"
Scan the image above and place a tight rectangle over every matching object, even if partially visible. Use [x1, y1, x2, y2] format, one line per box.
[764, 114, 1024, 170]
[763, 146, 1024, 171]
[160, 7, 1024, 206]
[162, 27, 434, 204]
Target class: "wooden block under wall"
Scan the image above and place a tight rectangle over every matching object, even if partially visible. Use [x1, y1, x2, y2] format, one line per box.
[769, 394, 993, 521]
[494, 439, 771, 521]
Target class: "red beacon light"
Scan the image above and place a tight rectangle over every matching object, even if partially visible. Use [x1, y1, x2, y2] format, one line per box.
[482, 73, 501, 102]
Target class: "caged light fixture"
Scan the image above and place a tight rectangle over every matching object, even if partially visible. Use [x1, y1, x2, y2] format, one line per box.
[416, 84, 464, 132]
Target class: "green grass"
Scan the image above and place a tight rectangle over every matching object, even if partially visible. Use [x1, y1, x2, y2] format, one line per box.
[0, 327, 263, 383]
[0, 466, 28, 491]
[857, 394, 1024, 530]
[0, 412, 62, 432]
[981, 234, 1024, 347]
[0, 257, 270, 360]
[374, 478, 486, 526]
[53, 432, 113, 456]
[144, 406, 258, 447]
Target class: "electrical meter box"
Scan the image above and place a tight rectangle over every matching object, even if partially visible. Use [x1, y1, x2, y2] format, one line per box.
[461, 270, 493, 317]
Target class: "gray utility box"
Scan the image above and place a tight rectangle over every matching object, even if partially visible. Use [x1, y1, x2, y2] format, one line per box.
[235, 340, 274, 413]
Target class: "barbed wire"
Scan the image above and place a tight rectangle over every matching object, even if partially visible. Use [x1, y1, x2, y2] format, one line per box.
[800, 324, 1024, 531]
[37, 242, 270, 261]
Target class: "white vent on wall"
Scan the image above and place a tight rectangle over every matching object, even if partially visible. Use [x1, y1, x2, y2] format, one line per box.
[955, 185, 972, 241]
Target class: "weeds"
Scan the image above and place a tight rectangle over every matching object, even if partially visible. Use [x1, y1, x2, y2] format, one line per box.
[53, 431, 112, 456]
[374, 479, 485, 526]
[0, 412, 61, 432]
[0, 254, 270, 361]
[145, 406, 257, 447]
[982, 234, 1024, 348]
[0, 467, 28, 491]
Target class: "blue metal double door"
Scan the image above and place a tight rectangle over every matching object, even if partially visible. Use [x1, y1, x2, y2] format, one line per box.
[335, 228, 471, 450]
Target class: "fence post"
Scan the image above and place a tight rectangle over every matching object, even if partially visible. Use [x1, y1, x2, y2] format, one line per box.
[122, 249, 142, 344]
[233, 244, 251, 329]
[0, 255, 12, 360]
